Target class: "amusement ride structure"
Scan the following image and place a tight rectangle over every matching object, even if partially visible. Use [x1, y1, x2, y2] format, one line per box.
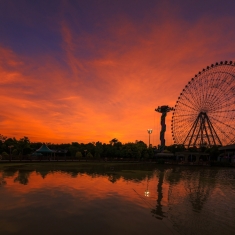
[171, 61, 235, 148]
[155, 105, 173, 149]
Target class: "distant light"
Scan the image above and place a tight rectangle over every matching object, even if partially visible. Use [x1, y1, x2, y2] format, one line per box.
[145, 190, 150, 197]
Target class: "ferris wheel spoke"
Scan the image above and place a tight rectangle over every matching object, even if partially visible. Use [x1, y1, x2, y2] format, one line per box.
[211, 91, 235, 106]
[172, 123, 191, 135]
[183, 85, 202, 109]
[209, 107, 235, 115]
[174, 123, 192, 132]
[210, 123, 235, 143]
[210, 110, 235, 115]
[209, 112, 235, 121]
[208, 100, 234, 112]
[228, 135, 235, 144]
[210, 116, 235, 130]
[210, 102, 235, 113]
[172, 62, 235, 147]
[202, 72, 234, 107]
[174, 110, 196, 119]
[177, 101, 199, 113]
[173, 114, 197, 119]
[172, 120, 190, 129]
[177, 95, 198, 111]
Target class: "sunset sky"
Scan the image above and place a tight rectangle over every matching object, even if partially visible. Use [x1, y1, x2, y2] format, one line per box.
[1, 0, 235, 145]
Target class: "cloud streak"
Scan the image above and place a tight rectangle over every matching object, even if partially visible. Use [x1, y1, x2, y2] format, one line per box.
[0, 1, 235, 145]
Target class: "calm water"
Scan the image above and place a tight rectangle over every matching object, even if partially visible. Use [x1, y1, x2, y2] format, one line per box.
[0, 164, 235, 235]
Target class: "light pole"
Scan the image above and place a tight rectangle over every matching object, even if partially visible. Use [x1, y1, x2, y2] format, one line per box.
[147, 129, 153, 148]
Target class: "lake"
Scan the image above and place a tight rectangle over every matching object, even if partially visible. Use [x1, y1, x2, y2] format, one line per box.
[0, 163, 235, 235]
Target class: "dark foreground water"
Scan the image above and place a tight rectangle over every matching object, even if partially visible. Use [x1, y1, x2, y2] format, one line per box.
[0, 164, 235, 235]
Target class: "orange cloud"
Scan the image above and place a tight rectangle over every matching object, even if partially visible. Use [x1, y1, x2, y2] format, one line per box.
[0, 5, 235, 145]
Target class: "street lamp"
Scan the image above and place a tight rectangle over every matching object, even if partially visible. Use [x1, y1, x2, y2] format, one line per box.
[147, 129, 153, 147]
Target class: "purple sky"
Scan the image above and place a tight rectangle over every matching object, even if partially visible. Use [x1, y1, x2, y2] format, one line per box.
[1, 0, 235, 145]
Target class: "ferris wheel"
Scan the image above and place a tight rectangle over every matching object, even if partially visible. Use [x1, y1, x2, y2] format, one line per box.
[171, 61, 235, 148]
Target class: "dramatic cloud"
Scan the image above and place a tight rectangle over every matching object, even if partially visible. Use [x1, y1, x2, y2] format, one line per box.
[0, 0, 235, 145]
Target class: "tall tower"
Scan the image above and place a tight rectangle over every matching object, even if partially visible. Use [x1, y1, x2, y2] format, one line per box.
[155, 105, 173, 150]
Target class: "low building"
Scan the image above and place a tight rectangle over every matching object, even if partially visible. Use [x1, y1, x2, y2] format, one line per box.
[175, 151, 210, 164]
[218, 144, 235, 163]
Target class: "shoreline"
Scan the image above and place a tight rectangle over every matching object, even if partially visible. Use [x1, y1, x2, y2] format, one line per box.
[0, 159, 234, 168]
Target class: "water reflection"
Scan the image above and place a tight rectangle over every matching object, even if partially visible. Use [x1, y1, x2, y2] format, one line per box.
[144, 176, 150, 197]
[14, 170, 33, 185]
[0, 177, 6, 186]
[0, 164, 234, 235]
[185, 171, 212, 212]
[151, 169, 166, 220]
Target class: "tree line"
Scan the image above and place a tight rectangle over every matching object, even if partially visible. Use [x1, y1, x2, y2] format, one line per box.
[0, 134, 220, 161]
[0, 135, 154, 160]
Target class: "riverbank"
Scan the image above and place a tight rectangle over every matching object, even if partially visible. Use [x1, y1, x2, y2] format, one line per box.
[0, 159, 234, 171]
[0, 161, 159, 172]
